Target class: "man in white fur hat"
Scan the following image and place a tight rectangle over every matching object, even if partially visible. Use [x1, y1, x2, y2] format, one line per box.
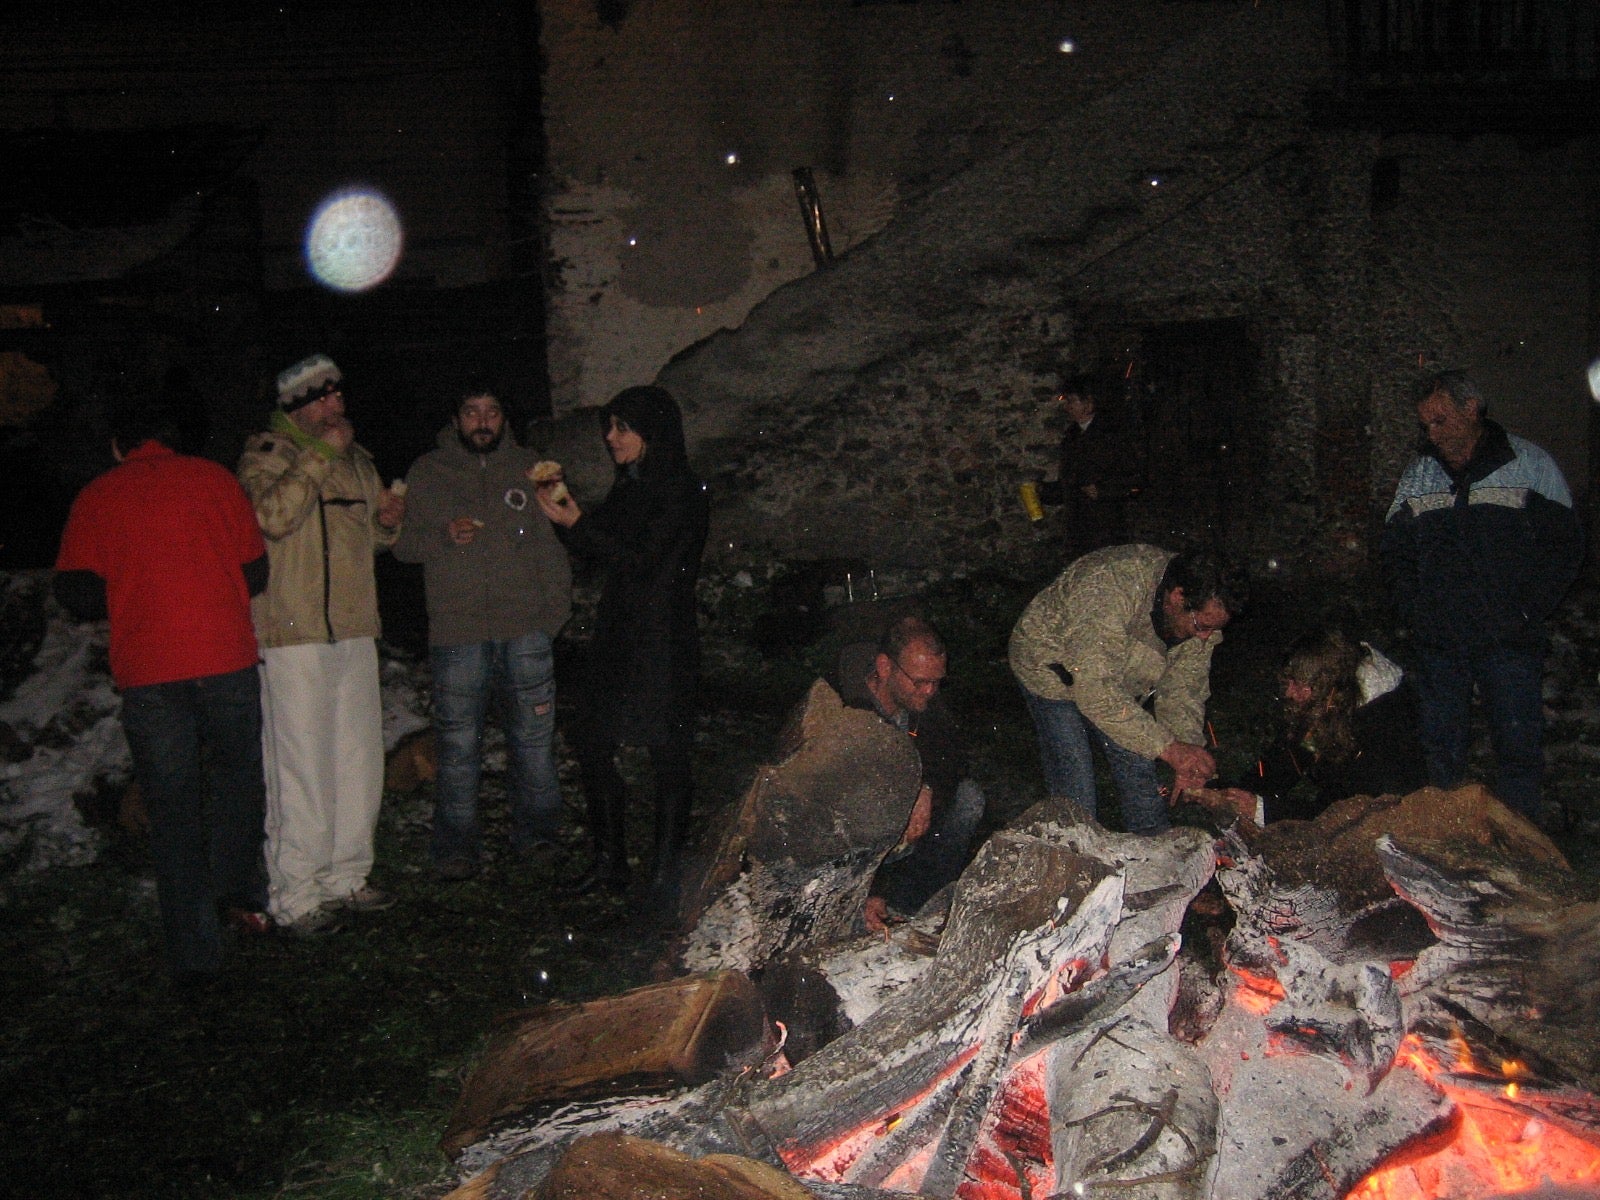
[238, 354, 405, 935]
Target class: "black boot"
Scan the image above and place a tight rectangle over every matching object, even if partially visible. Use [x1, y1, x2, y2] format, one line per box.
[641, 745, 694, 921]
[560, 765, 630, 897]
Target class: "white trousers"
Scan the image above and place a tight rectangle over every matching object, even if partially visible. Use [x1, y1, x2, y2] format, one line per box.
[260, 638, 384, 921]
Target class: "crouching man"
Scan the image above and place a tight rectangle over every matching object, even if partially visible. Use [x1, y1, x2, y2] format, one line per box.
[832, 616, 986, 932]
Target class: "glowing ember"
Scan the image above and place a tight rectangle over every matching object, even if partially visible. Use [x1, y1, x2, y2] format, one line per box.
[1228, 964, 1287, 1016]
[1350, 1037, 1600, 1198]
[778, 1042, 981, 1182]
[956, 1052, 1054, 1200]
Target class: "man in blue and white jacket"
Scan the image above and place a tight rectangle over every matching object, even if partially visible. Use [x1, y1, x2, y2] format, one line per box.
[1380, 370, 1582, 822]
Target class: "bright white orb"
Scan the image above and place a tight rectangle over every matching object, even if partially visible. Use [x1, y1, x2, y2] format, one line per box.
[724, 151, 740, 165]
[1588, 358, 1600, 402]
[304, 189, 403, 293]
[1058, 38, 1077, 53]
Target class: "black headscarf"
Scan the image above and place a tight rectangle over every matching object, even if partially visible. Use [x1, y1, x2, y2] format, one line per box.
[600, 385, 689, 479]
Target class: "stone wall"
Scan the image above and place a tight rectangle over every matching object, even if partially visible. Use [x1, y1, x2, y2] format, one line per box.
[541, 0, 1225, 414]
[544, 1, 1596, 579]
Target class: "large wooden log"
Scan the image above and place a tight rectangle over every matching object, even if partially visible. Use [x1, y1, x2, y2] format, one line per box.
[443, 971, 770, 1158]
[675, 680, 923, 975]
[1220, 785, 1567, 969]
[531, 1133, 816, 1200]
[1377, 833, 1600, 1099]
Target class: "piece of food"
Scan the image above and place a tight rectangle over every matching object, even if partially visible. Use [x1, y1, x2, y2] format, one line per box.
[388, 479, 408, 496]
[528, 460, 570, 503]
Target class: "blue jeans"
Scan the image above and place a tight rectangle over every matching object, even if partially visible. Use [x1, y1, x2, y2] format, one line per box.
[119, 666, 266, 978]
[430, 632, 560, 865]
[1022, 689, 1169, 835]
[1413, 642, 1545, 820]
[874, 779, 986, 914]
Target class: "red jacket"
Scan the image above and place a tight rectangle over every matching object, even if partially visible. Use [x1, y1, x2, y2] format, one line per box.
[56, 442, 265, 688]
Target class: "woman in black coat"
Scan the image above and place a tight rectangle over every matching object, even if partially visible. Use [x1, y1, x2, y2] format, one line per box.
[536, 386, 709, 904]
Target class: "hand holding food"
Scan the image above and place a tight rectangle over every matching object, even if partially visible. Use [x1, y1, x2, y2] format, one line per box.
[527, 460, 570, 504]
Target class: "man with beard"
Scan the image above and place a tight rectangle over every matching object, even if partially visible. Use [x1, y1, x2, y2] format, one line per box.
[394, 389, 572, 880]
[1009, 545, 1247, 834]
[239, 354, 405, 935]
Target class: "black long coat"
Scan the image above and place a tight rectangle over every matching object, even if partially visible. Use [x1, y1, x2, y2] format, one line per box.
[1048, 415, 1144, 560]
[563, 400, 709, 749]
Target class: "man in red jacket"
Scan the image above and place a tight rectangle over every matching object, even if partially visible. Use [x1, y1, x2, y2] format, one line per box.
[55, 397, 270, 988]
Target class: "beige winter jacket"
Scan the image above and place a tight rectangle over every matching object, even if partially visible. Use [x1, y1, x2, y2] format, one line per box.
[1008, 544, 1218, 761]
[238, 426, 399, 648]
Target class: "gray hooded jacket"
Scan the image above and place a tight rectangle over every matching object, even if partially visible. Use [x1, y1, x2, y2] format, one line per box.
[393, 425, 571, 646]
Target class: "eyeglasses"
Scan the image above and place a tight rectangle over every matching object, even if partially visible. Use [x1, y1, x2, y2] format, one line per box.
[309, 380, 343, 402]
[891, 658, 945, 693]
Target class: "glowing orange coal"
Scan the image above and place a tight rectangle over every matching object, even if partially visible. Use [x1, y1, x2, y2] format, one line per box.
[777, 1043, 981, 1182]
[1227, 963, 1287, 1016]
[953, 1051, 1054, 1200]
[1348, 1035, 1600, 1199]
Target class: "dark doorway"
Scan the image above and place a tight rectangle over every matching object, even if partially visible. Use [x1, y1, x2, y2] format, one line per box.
[1134, 317, 1256, 548]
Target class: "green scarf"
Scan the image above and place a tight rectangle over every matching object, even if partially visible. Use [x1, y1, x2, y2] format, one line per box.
[270, 408, 343, 461]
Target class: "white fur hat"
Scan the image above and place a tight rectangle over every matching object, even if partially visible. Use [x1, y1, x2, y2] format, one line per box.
[276, 354, 342, 409]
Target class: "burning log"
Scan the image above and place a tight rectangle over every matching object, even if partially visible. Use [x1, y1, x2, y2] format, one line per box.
[1217, 785, 1567, 975]
[741, 827, 1124, 1192]
[1204, 784, 1600, 1197]
[1377, 832, 1600, 1101]
[445, 785, 1600, 1200]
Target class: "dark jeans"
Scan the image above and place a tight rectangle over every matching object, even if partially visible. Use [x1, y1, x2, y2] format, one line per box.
[1021, 689, 1169, 834]
[873, 778, 986, 914]
[1413, 641, 1546, 820]
[430, 632, 560, 866]
[119, 666, 266, 978]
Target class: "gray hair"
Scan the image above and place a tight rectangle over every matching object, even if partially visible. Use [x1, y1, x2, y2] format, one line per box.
[1416, 369, 1486, 417]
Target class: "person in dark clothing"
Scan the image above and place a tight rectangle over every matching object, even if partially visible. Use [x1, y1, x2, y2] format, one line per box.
[536, 385, 709, 909]
[1379, 369, 1582, 822]
[1195, 631, 1428, 825]
[1037, 374, 1144, 560]
[829, 616, 985, 930]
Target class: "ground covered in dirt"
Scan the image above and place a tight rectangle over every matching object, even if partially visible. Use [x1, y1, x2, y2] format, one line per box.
[3, 560, 1598, 1199]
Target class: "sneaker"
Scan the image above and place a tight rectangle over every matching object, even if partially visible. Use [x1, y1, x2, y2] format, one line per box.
[278, 907, 345, 938]
[333, 884, 395, 912]
[434, 857, 479, 882]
